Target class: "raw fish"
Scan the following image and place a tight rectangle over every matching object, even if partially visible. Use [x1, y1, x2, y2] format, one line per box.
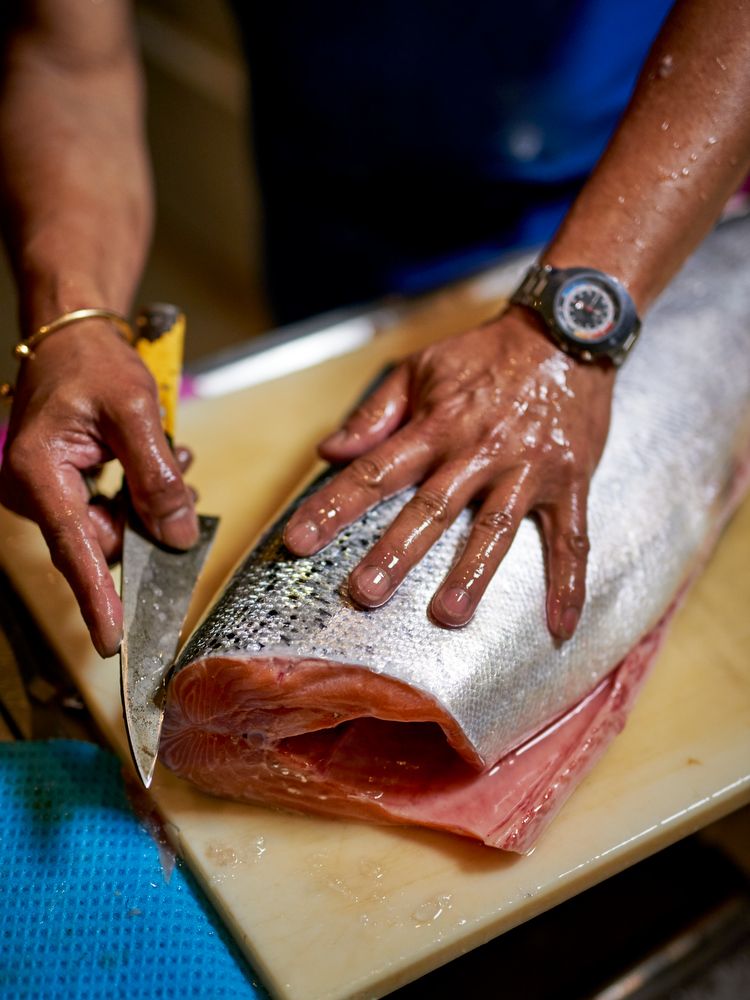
[160, 221, 750, 851]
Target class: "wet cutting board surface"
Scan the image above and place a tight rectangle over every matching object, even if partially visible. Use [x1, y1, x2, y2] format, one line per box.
[1, 267, 749, 1000]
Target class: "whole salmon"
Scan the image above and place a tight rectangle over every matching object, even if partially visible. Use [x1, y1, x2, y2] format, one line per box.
[160, 220, 750, 851]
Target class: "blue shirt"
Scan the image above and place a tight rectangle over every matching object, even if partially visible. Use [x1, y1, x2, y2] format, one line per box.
[231, 0, 675, 318]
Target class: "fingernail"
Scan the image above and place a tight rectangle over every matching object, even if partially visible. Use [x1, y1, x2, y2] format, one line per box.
[321, 429, 348, 451]
[438, 587, 471, 619]
[156, 505, 199, 549]
[354, 565, 392, 603]
[285, 519, 320, 555]
[559, 607, 580, 640]
[91, 619, 123, 659]
[174, 445, 193, 471]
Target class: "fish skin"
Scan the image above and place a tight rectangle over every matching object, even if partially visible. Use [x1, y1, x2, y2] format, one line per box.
[162, 221, 750, 846]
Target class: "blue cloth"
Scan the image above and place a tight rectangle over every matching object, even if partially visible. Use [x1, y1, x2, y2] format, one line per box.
[231, 0, 675, 319]
[0, 741, 269, 1000]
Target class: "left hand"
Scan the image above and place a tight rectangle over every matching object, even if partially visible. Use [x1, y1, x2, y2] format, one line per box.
[284, 305, 616, 638]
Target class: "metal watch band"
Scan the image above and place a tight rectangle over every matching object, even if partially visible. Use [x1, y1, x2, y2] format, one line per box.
[510, 263, 555, 312]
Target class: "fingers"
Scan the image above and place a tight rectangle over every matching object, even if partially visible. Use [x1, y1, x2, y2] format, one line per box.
[104, 398, 198, 550]
[6, 460, 125, 658]
[538, 484, 590, 641]
[318, 365, 410, 462]
[284, 426, 434, 556]
[429, 478, 590, 637]
[173, 444, 194, 474]
[42, 507, 123, 658]
[348, 459, 484, 607]
[86, 441, 196, 564]
[88, 497, 124, 563]
[430, 473, 533, 628]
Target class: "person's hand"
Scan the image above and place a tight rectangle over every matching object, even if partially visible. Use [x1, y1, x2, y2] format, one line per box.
[0, 322, 198, 657]
[284, 306, 616, 638]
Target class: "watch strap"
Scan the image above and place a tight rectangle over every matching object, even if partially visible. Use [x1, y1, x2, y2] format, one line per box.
[510, 263, 555, 313]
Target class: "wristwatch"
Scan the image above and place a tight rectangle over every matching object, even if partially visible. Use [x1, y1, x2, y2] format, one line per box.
[510, 263, 641, 366]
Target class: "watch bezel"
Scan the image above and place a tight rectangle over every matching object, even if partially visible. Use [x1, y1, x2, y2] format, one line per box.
[545, 268, 639, 361]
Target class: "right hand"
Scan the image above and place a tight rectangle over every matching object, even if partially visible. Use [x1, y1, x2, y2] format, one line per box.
[0, 320, 198, 657]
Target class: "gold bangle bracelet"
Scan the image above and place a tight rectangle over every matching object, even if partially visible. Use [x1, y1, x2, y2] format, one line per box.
[13, 308, 135, 361]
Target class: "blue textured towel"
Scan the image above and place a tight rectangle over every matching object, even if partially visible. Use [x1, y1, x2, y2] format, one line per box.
[0, 741, 269, 1000]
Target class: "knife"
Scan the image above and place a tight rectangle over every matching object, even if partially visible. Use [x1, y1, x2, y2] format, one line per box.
[120, 303, 219, 788]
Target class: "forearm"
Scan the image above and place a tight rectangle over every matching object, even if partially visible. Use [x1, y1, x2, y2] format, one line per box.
[0, 0, 152, 331]
[0, 3, 197, 659]
[543, 0, 750, 313]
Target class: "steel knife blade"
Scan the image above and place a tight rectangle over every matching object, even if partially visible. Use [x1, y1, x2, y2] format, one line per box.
[121, 510, 219, 787]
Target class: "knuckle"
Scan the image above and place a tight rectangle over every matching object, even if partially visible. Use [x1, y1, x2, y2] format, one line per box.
[135, 467, 185, 508]
[349, 455, 391, 490]
[351, 399, 385, 426]
[1, 433, 41, 488]
[111, 389, 158, 427]
[555, 530, 590, 561]
[409, 487, 449, 524]
[475, 508, 515, 537]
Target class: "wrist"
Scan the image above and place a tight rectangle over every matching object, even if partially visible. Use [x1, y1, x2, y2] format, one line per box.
[16, 255, 135, 337]
[11, 187, 151, 334]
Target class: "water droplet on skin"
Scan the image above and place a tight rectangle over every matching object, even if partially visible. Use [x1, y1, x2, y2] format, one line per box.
[681, 167, 690, 176]
[706, 136, 717, 147]
[690, 153, 697, 161]
[715, 56, 727, 70]
[673, 142, 680, 149]
[658, 53, 673, 78]
[550, 427, 566, 446]
[670, 171, 679, 180]
[618, 195, 625, 204]
[661, 121, 669, 130]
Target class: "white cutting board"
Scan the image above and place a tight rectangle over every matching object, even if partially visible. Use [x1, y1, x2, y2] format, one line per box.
[1, 277, 749, 1000]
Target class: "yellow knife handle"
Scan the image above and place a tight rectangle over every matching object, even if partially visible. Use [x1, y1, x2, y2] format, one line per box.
[134, 303, 185, 442]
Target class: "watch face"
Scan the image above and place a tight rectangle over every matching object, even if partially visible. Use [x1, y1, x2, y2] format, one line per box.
[556, 279, 619, 342]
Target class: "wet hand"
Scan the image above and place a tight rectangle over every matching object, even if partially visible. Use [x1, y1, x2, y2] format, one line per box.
[284, 306, 615, 638]
[0, 322, 198, 657]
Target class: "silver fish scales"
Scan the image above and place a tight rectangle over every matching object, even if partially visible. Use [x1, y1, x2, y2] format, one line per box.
[172, 219, 750, 769]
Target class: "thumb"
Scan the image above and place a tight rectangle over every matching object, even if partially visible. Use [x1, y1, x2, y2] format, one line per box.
[318, 364, 410, 461]
[105, 396, 198, 550]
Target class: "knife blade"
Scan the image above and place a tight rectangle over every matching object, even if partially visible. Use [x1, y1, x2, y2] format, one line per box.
[120, 303, 219, 787]
[121, 511, 218, 786]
